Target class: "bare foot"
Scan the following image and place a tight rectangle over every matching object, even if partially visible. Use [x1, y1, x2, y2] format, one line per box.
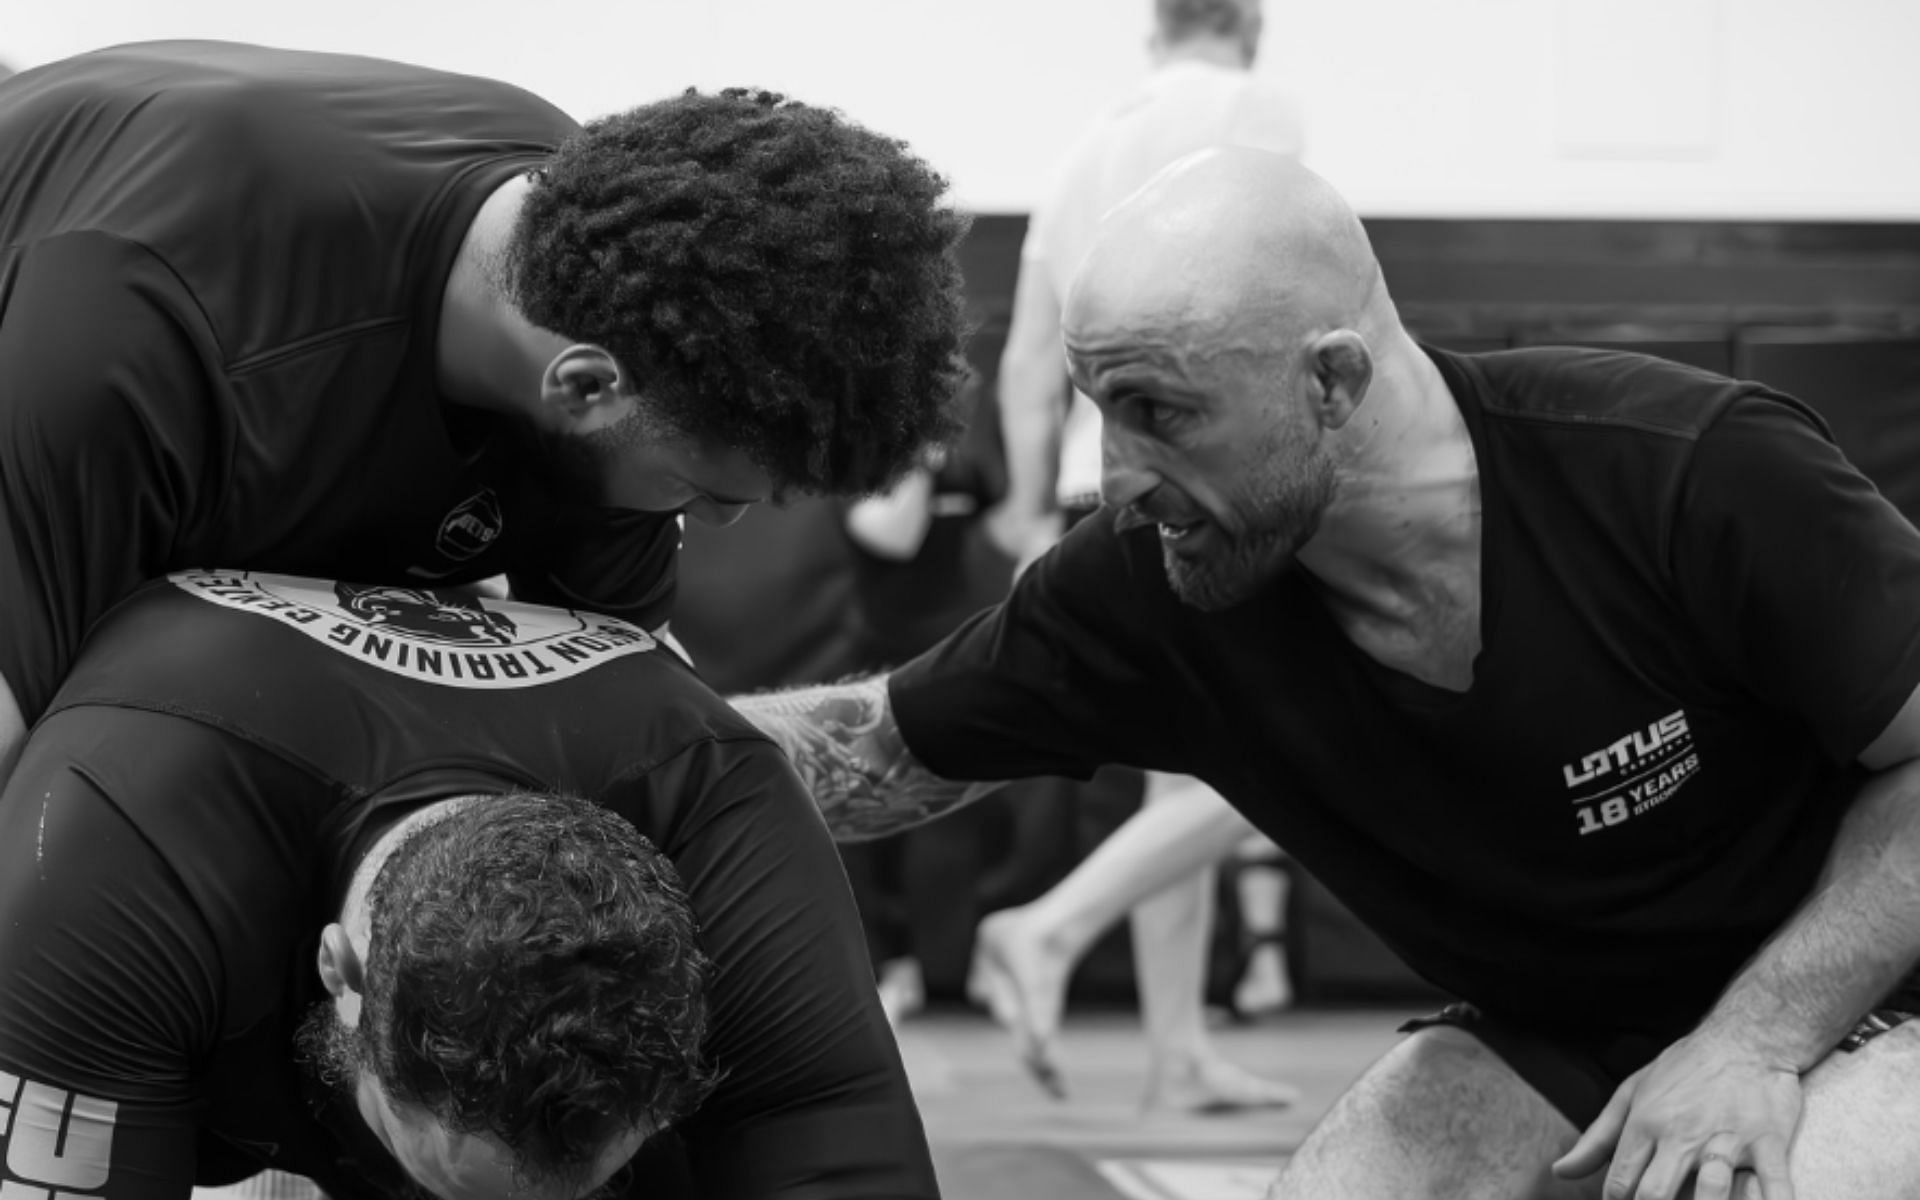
[1233, 942, 1292, 1018]
[876, 957, 925, 1028]
[966, 906, 1073, 1099]
[1141, 1051, 1302, 1116]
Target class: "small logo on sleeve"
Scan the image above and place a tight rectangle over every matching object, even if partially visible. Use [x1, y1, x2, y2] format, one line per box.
[0, 1071, 118, 1199]
[434, 488, 504, 561]
[170, 570, 655, 690]
[1561, 709, 1700, 836]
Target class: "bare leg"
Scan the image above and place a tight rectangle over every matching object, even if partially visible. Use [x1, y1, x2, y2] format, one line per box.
[1268, 1025, 1599, 1200]
[0, 676, 23, 789]
[1261, 1005, 1920, 1199]
[1132, 776, 1299, 1113]
[1775, 1019, 1920, 1198]
[1232, 837, 1293, 1017]
[967, 776, 1262, 1098]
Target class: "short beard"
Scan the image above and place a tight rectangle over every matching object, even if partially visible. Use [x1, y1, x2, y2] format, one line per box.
[1163, 440, 1336, 612]
[295, 1001, 369, 1102]
[523, 403, 671, 509]
[525, 421, 626, 509]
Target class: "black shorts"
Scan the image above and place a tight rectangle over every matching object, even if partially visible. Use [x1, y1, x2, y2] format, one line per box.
[1402, 972, 1920, 1128]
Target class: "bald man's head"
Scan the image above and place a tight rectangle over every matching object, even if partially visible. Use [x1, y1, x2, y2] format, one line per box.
[1060, 149, 1393, 610]
[1064, 148, 1385, 364]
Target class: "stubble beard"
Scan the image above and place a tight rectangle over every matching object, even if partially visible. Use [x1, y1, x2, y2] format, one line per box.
[1163, 442, 1336, 612]
[294, 1000, 367, 1103]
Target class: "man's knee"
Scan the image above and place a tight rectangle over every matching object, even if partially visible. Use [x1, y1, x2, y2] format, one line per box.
[1275, 1026, 1592, 1200]
[1358, 1026, 1574, 1140]
[1790, 1018, 1920, 1198]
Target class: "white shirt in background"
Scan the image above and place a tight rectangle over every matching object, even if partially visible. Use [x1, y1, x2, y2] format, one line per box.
[1021, 59, 1306, 504]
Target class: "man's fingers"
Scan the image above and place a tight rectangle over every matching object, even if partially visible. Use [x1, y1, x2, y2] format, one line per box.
[1610, 1138, 1677, 1200]
[1553, 1077, 1636, 1178]
[1690, 1141, 1742, 1200]
[1749, 1137, 1796, 1200]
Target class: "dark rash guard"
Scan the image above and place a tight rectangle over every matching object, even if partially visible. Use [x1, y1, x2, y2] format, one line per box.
[890, 345, 1920, 1043]
[0, 41, 681, 722]
[0, 572, 934, 1200]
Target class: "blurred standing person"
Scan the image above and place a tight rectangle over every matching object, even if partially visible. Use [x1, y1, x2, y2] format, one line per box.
[972, 0, 1306, 1112]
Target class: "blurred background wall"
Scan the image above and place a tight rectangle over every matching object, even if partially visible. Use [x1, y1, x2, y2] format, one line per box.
[4, 0, 1917, 220]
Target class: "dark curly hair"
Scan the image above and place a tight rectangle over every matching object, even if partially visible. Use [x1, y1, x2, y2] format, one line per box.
[508, 88, 973, 496]
[360, 791, 719, 1186]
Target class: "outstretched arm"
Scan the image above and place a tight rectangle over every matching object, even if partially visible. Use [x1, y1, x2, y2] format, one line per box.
[731, 675, 1008, 841]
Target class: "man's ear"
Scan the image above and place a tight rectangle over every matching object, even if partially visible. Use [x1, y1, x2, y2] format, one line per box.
[317, 923, 365, 1000]
[1307, 331, 1373, 431]
[539, 344, 636, 433]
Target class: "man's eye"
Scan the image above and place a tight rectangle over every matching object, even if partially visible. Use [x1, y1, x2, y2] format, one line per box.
[1139, 400, 1185, 431]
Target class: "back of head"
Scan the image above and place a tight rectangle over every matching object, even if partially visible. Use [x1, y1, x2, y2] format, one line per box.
[362, 791, 717, 1186]
[508, 88, 972, 498]
[1155, 0, 1262, 55]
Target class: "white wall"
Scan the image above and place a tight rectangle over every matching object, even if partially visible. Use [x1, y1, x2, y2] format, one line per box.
[4, 0, 1917, 219]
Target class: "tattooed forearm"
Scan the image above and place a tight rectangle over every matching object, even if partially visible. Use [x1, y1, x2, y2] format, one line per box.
[731, 675, 1007, 841]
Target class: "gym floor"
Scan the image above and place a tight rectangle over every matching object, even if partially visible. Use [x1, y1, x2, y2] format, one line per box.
[901, 1005, 1421, 1200]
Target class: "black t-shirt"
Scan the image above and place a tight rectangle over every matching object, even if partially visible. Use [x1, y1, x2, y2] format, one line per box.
[0, 571, 934, 1200]
[891, 346, 1920, 1039]
[0, 41, 681, 721]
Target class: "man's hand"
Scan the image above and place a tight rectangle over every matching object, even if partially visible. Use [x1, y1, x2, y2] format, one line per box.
[982, 504, 1065, 577]
[1553, 1030, 1802, 1200]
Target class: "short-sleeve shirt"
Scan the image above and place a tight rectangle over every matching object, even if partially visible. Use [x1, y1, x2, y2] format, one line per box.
[891, 346, 1920, 1040]
[0, 42, 682, 722]
[0, 571, 934, 1200]
[1021, 60, 1305, 502]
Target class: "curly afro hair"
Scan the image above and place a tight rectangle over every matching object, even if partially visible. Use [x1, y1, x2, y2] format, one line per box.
[507, 88, 973, 496]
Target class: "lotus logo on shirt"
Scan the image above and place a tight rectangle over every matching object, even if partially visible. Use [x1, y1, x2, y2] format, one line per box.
[434, 488, 504, 561]
[1560, 709, 1700, 837]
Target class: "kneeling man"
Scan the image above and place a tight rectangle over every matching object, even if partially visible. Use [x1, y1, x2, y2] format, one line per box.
[0, 570, 933, 1200]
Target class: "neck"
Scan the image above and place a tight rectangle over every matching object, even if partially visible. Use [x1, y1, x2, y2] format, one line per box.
[435, 175, 552, 415]
[1296, 334, 1479, 603]
[1156, 37, 1251, 70]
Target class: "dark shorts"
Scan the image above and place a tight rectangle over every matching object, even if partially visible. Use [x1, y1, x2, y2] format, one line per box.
[1402, 972, 1920, 1128]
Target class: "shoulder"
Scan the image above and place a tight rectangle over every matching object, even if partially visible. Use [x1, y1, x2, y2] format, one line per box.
[1454, 345, 1838, 486]
[26, 41, 573, 141]
[1452, 345, 1796, 441]
[0, 232, 217, 445]
[970, 507, 1184, 652]
[1042, 506, 1170, 593]
[1438, 345, 1849, 568]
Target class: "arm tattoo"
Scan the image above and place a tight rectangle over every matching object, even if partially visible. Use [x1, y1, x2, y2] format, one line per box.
[731, 675, 1007, 841]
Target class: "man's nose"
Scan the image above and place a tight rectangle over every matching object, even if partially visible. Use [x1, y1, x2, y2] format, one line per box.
[1100, 426, 1159, 510]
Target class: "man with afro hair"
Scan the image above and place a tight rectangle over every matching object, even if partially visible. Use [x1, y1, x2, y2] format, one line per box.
[0, 40, 970, 782]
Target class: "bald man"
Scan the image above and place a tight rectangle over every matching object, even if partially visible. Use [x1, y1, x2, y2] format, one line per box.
[738, 147, 1920, 1200]
[972, 0, 1304, 1114]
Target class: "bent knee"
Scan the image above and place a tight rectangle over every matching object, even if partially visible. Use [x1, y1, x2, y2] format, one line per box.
[1344, 1025, 1579, 1144]
[1791, 1020, 1920, 1197]
[1277, 1025, 1591, 1199]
